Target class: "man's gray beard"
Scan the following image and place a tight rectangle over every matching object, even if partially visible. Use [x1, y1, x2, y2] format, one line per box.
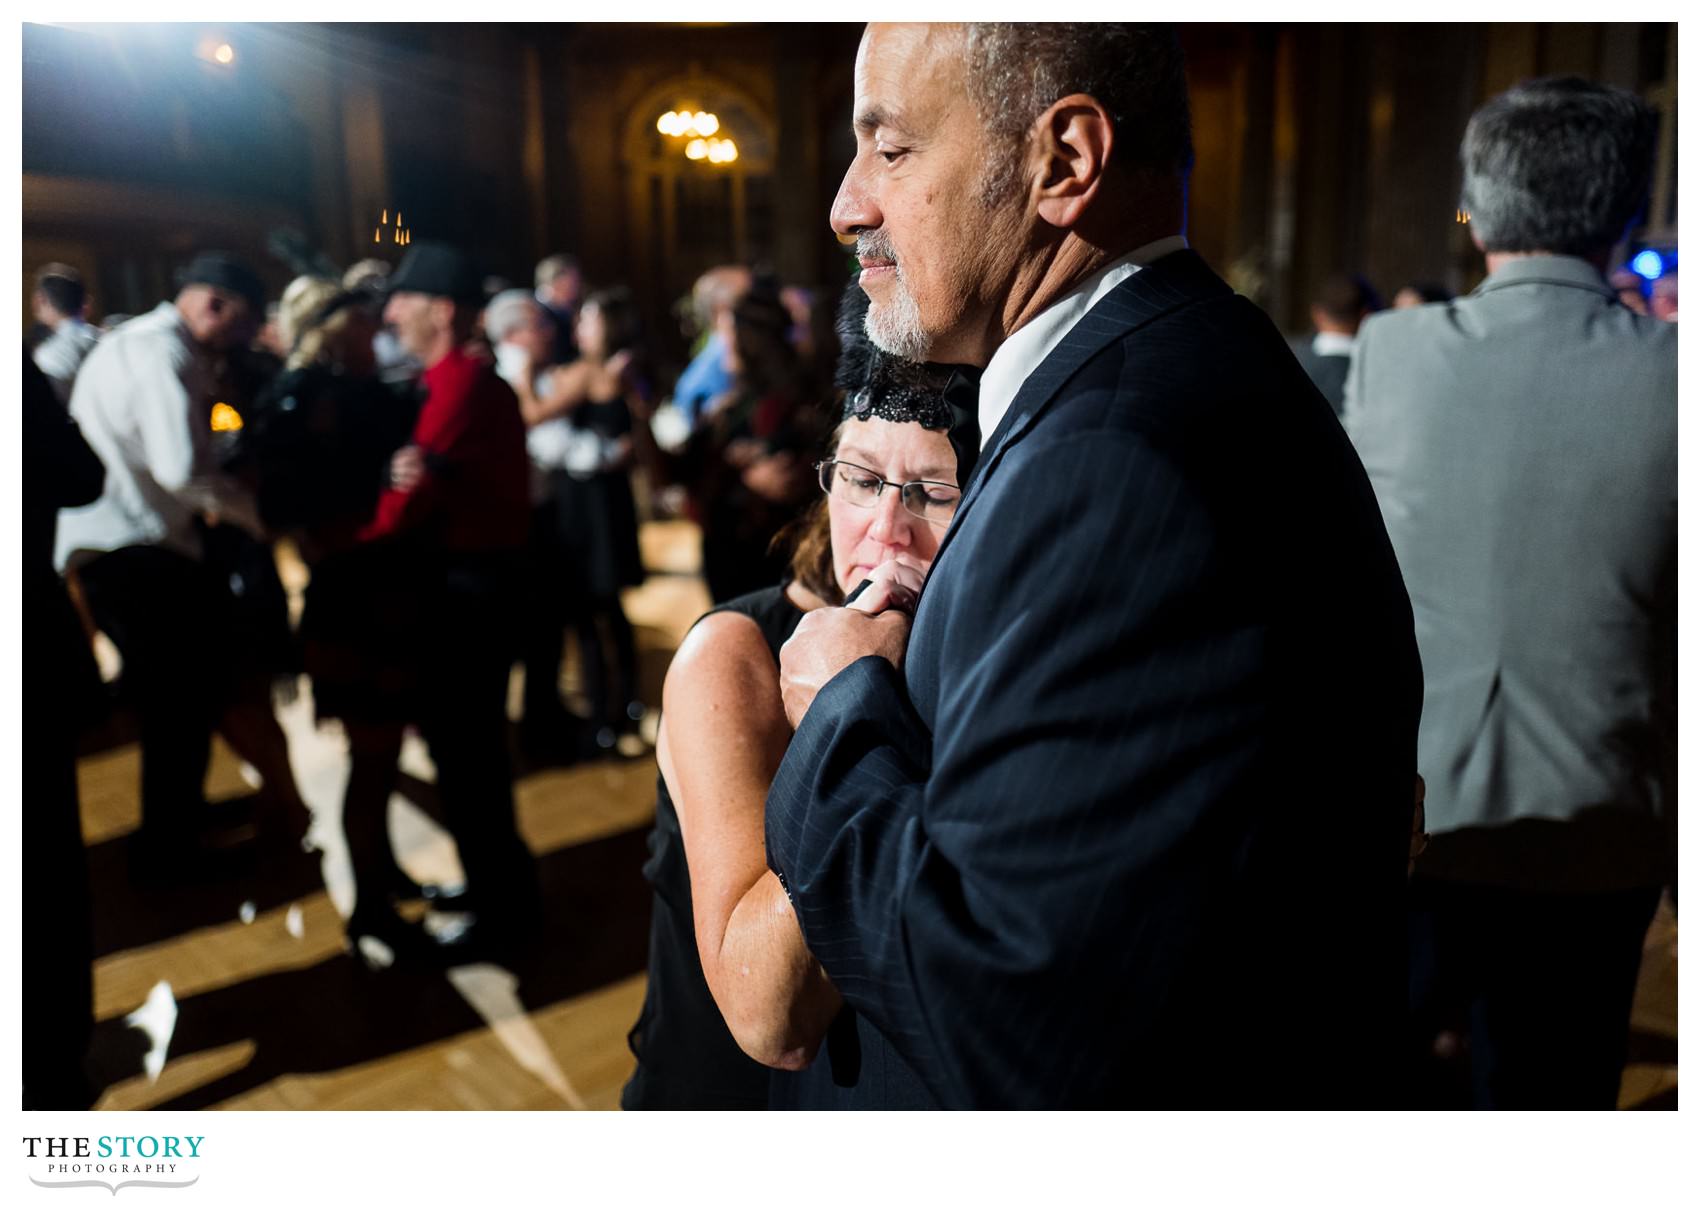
[862, 272, 931, 362]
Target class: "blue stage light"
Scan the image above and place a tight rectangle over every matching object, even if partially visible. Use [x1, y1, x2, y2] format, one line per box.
[1631, 250, 1664, 279]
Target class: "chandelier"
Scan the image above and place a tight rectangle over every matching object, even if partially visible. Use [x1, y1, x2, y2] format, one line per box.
[657, 109, 738, 166]
[372, 208, 412, 246]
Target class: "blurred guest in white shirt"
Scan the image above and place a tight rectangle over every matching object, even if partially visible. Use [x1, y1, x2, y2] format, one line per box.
[56, 251, 276, 875]
[31, 262, 101, 405]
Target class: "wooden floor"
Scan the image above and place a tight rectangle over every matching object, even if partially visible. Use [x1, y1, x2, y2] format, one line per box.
[81, 521, 710, 1111]
[70, 520, 1677, 1110]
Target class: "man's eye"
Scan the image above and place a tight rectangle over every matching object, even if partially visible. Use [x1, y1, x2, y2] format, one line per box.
[878, 148, 907, 164]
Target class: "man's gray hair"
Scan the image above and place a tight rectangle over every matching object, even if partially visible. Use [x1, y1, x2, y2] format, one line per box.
[962, 23, 1193, 203]
[1460, 76, 1658, 256]
[484, 288, 542, 342]
[534, 253, 579, 291]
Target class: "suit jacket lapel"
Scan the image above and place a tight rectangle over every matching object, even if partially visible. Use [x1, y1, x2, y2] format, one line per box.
[927, 250, 1229, 575]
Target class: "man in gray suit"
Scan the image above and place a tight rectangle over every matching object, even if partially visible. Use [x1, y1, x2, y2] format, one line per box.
[1345, 77, 1674, 1108]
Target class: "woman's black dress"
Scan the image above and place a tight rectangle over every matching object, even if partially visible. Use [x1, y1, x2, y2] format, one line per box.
[554, 396, 643, 600]
[620, 584, 936, 1110]
[622, 585, 801, 1109]
[237, 366, 424, 726]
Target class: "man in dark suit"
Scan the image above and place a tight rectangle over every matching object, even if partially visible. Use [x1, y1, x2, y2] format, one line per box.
[23, 354, 106, 1108]
[1346, 78, 1673, 1109]
[1290, 273, 1382, 416]
[763, 23, 1422, 1108]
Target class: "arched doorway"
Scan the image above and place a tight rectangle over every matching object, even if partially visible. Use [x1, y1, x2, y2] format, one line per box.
[621, 72, 776, 363]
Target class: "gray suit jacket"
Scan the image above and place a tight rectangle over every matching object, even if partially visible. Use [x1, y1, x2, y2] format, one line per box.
[1345, 255, 1676, 891]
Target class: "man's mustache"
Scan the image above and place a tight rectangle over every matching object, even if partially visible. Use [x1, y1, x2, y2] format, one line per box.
[856, 231, 899, 268]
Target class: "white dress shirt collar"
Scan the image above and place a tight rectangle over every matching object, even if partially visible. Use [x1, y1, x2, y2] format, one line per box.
[976, 234, 1188, 449]
[1311, 330, 1356, 358]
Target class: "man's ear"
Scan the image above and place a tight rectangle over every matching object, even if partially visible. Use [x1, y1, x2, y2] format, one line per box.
[1032, 93, 1113, 229]
[428, 296, 458, 331]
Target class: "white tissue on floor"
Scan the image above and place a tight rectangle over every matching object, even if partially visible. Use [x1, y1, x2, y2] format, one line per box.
[355, 935, 395, 969]
[124, 980, 178, 1083]
[285, 904, 304, 939]
[238, 901, 257, 925]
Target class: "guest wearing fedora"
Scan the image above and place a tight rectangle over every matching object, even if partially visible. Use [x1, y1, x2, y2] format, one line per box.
[57, 251, 273, 873]
[352, 240, 541, 957]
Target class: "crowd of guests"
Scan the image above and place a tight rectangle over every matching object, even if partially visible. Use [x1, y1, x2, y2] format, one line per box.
[24, 22, 1676, 1115]
[22, 232, 845, 1108]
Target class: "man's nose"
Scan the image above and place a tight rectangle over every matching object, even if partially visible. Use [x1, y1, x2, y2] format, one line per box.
[830, 158, 880, 238]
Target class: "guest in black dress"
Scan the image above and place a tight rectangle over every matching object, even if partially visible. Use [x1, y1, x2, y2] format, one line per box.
[556, 292, 647, 747]
[622, 284, 977, 1109]
[508, 288, 651, 751]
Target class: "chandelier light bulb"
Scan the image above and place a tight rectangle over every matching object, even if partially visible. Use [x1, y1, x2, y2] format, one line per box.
[685, 138, 709, 161]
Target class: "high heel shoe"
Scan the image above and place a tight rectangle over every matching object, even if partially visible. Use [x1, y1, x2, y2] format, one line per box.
[344, 906, 442, 970]
[388, 864, 472, 910]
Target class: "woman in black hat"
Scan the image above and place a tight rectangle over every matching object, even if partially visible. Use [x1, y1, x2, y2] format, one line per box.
[621, 282, 976, 1109]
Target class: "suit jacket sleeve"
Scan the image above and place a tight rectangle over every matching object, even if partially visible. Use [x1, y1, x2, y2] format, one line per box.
[767, 425, 1266, 1107]
[360, 374, 478, 541]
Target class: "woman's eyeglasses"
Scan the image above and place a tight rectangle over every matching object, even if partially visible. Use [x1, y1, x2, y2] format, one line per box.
[815, 459, 961, 527]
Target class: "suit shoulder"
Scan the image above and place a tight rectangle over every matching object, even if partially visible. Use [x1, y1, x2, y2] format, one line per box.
[1049, 292, 1321, 439]
[988, 425, 1185, 510]
[1354, 301, 1454, 350]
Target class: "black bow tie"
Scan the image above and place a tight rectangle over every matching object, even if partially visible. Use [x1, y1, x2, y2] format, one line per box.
[941, 366, 983, 485]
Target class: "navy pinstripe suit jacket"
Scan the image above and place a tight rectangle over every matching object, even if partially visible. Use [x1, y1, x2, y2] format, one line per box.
[766, 251, 1423, 1108]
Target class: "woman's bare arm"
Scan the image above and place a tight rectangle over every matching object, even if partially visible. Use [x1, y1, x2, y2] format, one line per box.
[518, 361, 592, 427]
[658, 611, 842, 1069]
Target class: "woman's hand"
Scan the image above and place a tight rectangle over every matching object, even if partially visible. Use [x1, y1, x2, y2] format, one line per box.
[845, 555, 927, 616]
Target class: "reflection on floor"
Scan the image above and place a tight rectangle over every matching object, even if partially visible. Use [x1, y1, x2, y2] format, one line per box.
[74, 520, 1677, 1110]
[83, 521, 710, 1111]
